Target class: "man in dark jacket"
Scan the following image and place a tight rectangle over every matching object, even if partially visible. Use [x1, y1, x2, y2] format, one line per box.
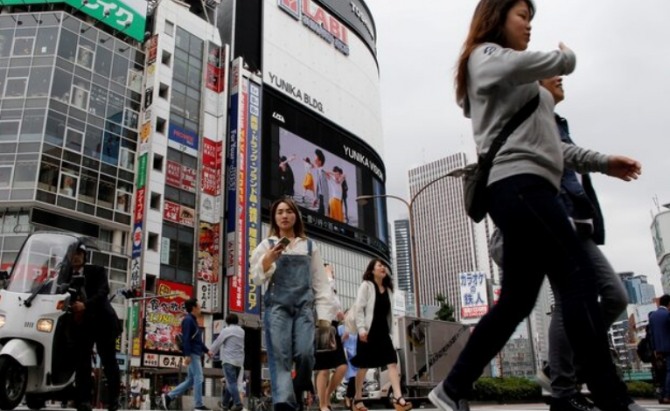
[650, 294, 670, 402]
[536, 77, 631, 411]
[161, 298, 210, 411]
[69, 244, 121, 411]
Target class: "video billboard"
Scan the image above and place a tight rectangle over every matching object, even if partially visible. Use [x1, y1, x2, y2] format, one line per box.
[263, 89, 389, 257]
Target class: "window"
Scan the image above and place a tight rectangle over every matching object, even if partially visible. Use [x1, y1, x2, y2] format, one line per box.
[148, 232, 159, 252]
[13, 37, 34, 56]
[153, 153, 164, 171]
[76, 44, 94, 69]
[123, 108, 139, 129]
[127, 69, 142, 93]
[70, 84, 89, 110]
[150, 192, 161, 210]
[12, 161, 37, 189]
[0, 120, 20, 142]
[34, 27, 58, 56]
[156, 117, 167, 134]
[0, 166, 12, 188]
[119, 147, 135, 170]
[59, 172, 78, 197]
[4, 77, 27, 98]
[159, 83, 169, 99]
[161, 50, 172, 66]
[164, 20, 174, 36]
[65, 127, 84, 153]
[78, 170, 98, 203]
[116, 190, 131, 213]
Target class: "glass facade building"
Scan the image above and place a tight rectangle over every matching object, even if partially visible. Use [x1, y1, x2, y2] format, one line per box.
[0, 10, 143, 303]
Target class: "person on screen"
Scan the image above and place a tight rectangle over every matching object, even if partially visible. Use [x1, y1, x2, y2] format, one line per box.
[279, 155, 296, 197]
[302, 158, 315, 204]
[313, 149, 330, 216]
[327, 167, 345, 223]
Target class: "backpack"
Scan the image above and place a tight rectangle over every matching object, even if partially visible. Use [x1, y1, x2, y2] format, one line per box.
[637, 336, 653, 363]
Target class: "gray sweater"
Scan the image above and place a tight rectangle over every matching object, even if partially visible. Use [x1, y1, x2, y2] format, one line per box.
[464, 43, 609, 189]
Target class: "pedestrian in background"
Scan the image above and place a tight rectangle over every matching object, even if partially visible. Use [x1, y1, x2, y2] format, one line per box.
[338, 318, 358, 410]
[209, 313, 245, 411]
[350, 259, 410, 411]
[250, 197, 333, 411]
[161, 298, 210, 411]
[428, 1, 643, 411]
[534, 76, 630, 411]
[313, 263, 348, 411]
[649, 294, 670, 403]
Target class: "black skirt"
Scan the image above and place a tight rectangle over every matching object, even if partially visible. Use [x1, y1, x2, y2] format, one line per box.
[314, 321, 348, 370]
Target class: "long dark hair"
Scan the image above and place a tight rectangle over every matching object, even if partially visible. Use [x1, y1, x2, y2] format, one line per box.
[455, 0, 535, 102]
[268, 197, 306, 238]
[362, 258, 393, 292]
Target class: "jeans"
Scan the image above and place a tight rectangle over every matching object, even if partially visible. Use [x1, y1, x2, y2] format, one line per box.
[168, 354, 204, 407]
[223, 363, 242, 407]
[444, 175, 630, 410]
[549, 237, 628, 398]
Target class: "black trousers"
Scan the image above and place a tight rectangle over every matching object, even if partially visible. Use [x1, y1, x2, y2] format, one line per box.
[74, 325, 120, 407]
[444, 174, 630, 410]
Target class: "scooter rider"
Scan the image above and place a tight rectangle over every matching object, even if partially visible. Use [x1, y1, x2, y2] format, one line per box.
[67, 244, 121, 411]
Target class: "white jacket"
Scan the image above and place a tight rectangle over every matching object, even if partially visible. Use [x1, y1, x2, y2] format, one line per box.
[353, 280, 393, 335]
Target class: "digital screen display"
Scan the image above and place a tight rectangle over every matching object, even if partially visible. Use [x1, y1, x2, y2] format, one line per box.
[262, 89, 389, 258]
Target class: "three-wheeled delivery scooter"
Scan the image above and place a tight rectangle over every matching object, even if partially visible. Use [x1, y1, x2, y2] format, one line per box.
[0, 232, 99, 410]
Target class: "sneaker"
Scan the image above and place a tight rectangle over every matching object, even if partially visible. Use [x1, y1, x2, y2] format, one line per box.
[195, 407, 212, 411]
[550, 394, 600, 411]
[160, 394, 171, 411]
[231, 405, 243, 411]
[535, 366, 552, 394]
[428, 384, 469, 411]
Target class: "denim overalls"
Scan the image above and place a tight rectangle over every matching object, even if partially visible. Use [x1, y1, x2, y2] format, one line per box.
[264, 239, 315, 410]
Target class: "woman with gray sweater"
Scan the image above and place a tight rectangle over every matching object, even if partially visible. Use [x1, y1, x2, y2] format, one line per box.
[428, 1, 643, 411]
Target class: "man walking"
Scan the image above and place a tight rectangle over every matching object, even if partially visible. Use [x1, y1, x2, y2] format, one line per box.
[68, 244, 121, 411]
[649, 294, 670, 403]
[161, 298, 210, 411]
[209, 314, 245, 411]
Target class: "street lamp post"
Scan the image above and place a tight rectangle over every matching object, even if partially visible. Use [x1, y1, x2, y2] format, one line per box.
[356, 171, 459, 318]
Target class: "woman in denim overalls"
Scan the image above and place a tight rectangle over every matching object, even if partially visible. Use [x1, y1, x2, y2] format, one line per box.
[251, 198, 332, 411]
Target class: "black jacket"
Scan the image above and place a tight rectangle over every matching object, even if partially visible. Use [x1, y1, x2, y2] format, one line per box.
[73, 264, 120, 337]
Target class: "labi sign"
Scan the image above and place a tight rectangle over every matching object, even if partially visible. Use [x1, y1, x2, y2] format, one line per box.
[278, 0, 350, 56]
[2, 0, 147, 42]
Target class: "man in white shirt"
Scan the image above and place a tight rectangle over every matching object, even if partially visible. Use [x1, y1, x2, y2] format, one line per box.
[209, 314, 245, 411]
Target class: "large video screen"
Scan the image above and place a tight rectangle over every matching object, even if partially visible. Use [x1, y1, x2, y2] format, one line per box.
[278, 127, 360, 227]
[262, 90, 389, 258]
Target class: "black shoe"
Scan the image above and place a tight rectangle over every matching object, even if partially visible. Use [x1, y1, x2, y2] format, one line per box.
[161, 394, 172, 411]
[550, 394, 599, 411]
[195, 406, 212, 411]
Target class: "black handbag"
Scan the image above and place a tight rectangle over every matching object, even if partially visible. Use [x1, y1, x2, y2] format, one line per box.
[463, 94, 540, 222]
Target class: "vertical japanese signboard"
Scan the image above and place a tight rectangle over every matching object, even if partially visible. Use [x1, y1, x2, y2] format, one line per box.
[225, 59, 262, 316]
[459, 271, 489, 319]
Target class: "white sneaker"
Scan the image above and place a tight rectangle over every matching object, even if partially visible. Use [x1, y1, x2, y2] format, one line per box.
[627, 402, 649, 411]
[428, 384, 469, 411]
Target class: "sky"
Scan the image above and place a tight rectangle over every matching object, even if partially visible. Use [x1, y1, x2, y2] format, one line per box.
[365, 0, 670, 292]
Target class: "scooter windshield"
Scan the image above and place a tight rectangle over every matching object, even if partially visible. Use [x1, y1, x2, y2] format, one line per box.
[5, 233, 78, 294]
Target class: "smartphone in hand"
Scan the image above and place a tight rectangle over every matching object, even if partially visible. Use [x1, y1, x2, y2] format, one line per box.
[278, 237, 291, 247]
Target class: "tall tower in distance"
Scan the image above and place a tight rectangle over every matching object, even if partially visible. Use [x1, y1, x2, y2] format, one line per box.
[393, 218, 413, 310]
[408, 152, 496, 322]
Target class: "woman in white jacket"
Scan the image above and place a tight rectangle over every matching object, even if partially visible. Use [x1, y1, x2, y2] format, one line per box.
[350, 259, 411, 411]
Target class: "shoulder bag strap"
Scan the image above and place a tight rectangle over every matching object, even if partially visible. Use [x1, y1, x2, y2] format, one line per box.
[480, 93, 540, 168]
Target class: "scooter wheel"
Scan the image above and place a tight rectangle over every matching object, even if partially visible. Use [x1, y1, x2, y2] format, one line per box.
[0, 356, 27, 410]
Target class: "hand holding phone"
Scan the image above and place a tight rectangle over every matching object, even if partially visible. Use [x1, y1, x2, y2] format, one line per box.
[278, 237, 291, 248]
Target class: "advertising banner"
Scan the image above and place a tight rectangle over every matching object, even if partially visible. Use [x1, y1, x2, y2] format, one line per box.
[225, 59, 262, 316]
[166, 161, 182, 188]
[1, 0, 148, 41]
[197, 280, 220, 314]
[168, 123, 199, 156]
[142, 280, 193, 363]
[198, 222, 220, 284]
[459, 272, 489, 319]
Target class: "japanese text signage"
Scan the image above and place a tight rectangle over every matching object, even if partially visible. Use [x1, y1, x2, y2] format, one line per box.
[459, 271, 489, 319]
